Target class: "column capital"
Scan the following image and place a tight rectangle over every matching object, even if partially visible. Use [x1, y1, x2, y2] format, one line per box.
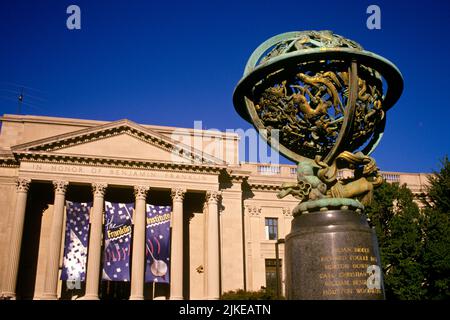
[134, 185, 149, 200]
[246, 205, 261, 217]
[16, 177, 31, 192]
[171, 188, 186, 202]
[282, 207, 292, 217]
[92, 183, 108, 197]
[53, 180, 68, 195]
[206, 190, 222, 204]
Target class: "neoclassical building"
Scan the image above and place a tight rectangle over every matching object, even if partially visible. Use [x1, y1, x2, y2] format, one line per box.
[0, 114, 429, 300]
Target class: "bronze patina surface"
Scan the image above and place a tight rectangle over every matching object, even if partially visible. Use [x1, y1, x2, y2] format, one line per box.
[233, 30, 403, 212]
[233, 30, 403, 299]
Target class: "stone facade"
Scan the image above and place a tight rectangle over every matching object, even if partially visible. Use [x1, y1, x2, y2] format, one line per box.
[0, 114, 429, 299]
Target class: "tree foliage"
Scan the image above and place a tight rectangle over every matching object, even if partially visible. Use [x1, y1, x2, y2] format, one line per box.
[421, 156, 450, 299]
[221, 288, 283, 300]
[366, 181, 425, 299]
[366, 156, 450, 300]
[426, 156, 450, 212]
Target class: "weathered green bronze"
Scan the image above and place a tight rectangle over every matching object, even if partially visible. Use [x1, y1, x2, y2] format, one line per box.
[233, 31, 403, 300]
[233, 30, 403, 214]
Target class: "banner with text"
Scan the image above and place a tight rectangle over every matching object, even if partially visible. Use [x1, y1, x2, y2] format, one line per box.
[102, 202, 134, 282]
[61, 201, 92, 282]
[145, 204, 171, 283]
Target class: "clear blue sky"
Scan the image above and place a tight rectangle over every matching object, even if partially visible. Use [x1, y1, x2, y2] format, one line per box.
[1, 0, 449, 173]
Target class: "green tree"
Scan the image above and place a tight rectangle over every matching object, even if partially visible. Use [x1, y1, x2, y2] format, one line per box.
[366, 182, 426, 299]
[421, 156, 450, 299]
[366, 156, 450, 300]
[425, 156, 450, 212]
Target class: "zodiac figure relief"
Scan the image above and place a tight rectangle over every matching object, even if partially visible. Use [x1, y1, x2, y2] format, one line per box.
[278, 151, 382, 206]
[296, 71, 344, 115]
[256, 68, 348, 157]
[349, 67, 384, 148]
[234, 30, 403, 216]
[255, 64, 384, 159]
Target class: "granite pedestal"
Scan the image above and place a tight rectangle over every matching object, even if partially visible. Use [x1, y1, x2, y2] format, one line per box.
[285, 209, 384, 300]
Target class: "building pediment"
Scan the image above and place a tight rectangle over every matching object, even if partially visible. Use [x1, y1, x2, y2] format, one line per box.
[10, 119, 226, 166]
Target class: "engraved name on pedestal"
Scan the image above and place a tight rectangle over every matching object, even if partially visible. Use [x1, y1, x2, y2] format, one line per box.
[319, 246, 381, 297]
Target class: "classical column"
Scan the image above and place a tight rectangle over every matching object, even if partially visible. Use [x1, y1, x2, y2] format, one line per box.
[129, 185, 149, 300]
[170, 187, 185, 300]
[246, 205, 262, 291]
[206, 190, 221, 300]
[41, 180, 68, 300]
[83, 183, 107, 300]
[1, 178, 31, 299]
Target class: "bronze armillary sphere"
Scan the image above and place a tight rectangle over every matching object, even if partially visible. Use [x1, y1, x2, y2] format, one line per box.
[233, 31, 403, 213]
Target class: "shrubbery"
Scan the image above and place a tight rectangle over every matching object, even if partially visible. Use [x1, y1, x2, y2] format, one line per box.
[221, 288, 284, 300]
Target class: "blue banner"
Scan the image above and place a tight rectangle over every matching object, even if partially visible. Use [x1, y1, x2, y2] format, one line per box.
[145, 205, 171, 283]
[102, 202, 134, 282]
[61, 201, 92, 281]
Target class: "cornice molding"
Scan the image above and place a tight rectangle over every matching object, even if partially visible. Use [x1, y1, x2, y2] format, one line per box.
[0, 114, 239, 140]
[226, 169, 251, 184]
[0, 150, 19, 167]
[229, 174, 250, 184]
[13, 152, 225, 175]
[247, 182, 282, 191]
[10, 119, 226, 166]
[0, 159, 19, 168]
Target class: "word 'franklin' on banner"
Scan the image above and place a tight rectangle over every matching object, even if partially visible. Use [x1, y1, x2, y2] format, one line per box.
[61, 201, 92, 282]
[145, 205, 171, 283]
[102, 202, 134, 281]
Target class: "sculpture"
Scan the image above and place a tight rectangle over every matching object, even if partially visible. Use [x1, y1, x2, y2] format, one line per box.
[233, 30, 403, 215]
[233, 30, 403, 299]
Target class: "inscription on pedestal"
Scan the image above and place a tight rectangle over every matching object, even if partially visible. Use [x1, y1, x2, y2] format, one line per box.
[319, 246, 381, 298]
[285, 209, 384, 300]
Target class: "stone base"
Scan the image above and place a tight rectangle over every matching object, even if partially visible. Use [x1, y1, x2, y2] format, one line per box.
[39, 293, 58, 300]
[80, 294, 100, 300]
[285, 208, 384, 300]
[0, 292, 16, 300]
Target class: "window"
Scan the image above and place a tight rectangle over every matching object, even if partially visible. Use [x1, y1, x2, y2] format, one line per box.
[265, 259, 282, 293]
[265, 218, 278, 240]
